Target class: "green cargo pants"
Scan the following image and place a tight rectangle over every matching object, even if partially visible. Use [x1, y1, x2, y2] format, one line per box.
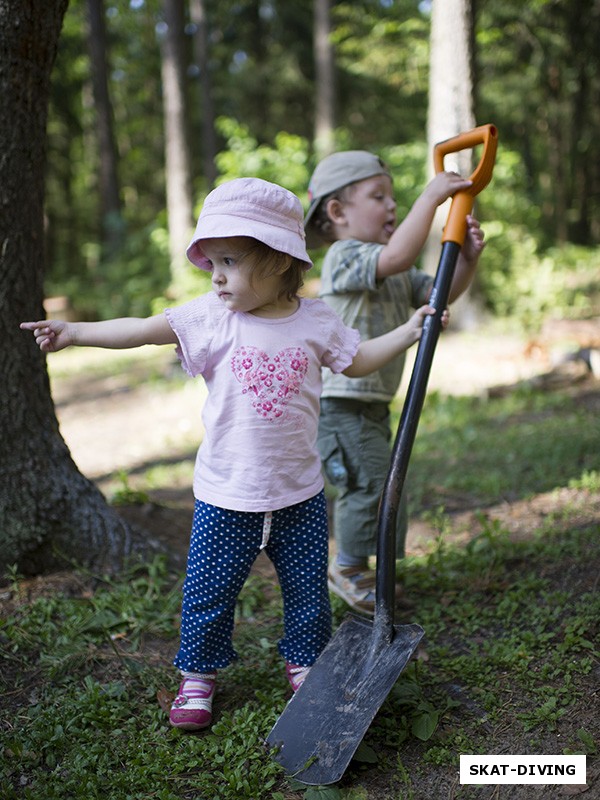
[317, 397, 408, 560]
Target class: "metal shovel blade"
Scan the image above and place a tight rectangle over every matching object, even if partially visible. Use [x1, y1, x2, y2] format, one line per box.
[265, 614, 424, 785]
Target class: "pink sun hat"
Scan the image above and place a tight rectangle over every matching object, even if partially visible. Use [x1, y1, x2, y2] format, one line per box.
[186, 177, 313, 271]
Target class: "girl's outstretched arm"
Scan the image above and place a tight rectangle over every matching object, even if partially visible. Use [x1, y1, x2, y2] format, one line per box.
[20, 314, 177, 353]
[343, 305, 449, 378]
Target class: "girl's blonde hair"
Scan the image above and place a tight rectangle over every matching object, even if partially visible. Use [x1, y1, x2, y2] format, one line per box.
[240, 238, 305, 300]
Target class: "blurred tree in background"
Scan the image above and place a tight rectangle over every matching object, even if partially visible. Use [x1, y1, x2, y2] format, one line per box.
[42, 0, 599, 326]
[477, 0, 600, 247]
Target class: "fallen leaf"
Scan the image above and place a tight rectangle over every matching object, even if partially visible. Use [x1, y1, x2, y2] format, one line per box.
[157, 687, 174, 714]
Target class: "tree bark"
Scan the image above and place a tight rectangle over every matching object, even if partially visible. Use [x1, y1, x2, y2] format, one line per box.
[158, 0, 194, 281]
[424, 0, 480, 327]
[313, 0, 335, 158]
[86, 0, 125, 258]
[189, 0, 218, 187]
[0, 0, 141, 577]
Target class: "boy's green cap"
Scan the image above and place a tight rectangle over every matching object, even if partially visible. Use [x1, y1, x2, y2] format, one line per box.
[304, 150, 390, 247]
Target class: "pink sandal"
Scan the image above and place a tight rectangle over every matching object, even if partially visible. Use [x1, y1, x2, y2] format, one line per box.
[170, 673, 216, 731]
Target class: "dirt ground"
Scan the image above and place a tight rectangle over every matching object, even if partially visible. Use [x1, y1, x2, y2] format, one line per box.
[9, 326, 600, 798]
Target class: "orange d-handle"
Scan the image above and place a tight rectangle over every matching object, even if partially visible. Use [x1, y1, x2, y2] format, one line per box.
[434, 123, 498, 245]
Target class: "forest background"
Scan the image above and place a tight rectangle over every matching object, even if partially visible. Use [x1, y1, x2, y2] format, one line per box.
[2, 0, 599, 645]
[45, 0, 599, 331]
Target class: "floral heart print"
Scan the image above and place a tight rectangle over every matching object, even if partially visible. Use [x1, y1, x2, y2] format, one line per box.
[231, 346, 309, 421]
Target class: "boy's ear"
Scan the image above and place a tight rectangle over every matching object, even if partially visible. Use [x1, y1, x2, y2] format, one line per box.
[325, 197, 346, 224]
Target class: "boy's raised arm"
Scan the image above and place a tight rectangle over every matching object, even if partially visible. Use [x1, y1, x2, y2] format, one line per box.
[377, 171, 472, 279]
[20, 313, 177, 353]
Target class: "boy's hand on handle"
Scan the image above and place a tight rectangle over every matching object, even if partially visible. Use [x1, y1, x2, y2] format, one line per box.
[445, 215, 485, 303]
[461, 214, 486, 263]
[20, 320, 72, 352]
[423, 171, 473, 206]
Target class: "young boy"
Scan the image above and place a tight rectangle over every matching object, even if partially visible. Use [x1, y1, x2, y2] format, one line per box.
[305, 150, 485, 615]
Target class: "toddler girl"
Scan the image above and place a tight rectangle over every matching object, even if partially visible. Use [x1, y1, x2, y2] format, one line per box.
[21, 177, 443, 731]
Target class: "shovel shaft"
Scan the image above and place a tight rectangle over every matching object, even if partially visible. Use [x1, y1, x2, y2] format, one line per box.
[375, 242, 461, 634]
[374, 126, 499, 635]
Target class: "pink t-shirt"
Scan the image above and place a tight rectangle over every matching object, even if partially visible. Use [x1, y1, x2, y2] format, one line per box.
[165, 293, 360, 512]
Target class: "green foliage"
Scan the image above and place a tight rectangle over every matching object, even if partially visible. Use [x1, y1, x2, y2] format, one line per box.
[477, 0, 600, 245]
[569, 470, 600, 492]
[109, 470, 151, 506]
[470, 145, 599, 327]
[43, 1, 600, 325]
[332, 1, 430, 145]
[477, 147, 539, 232]
[399, 521, 599, 761]
[0, 563, 285, 800]
[403, 387, 600, 512]
[380, 141, 429, 222]
[2, 558, 181, 675]
[570, 729, 597, 757]
[47, 0, 168, 320]
[46, 217, 172, 321]
[213, 117, 312, 201]
[476, 225, 599, 328]
[302, 787, 343, 800]
[8, 523, 593, 795]
[375, 663, 459, 746]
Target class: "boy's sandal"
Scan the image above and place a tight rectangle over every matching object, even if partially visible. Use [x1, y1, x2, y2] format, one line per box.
[328, 561, 412, 616]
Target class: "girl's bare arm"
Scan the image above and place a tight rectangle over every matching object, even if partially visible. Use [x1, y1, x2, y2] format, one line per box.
[343, 305, 448, 378]
[20, 313, 177, 353]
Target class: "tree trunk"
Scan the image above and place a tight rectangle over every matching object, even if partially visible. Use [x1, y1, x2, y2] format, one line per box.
[0, 0, 140, 577]
[159, 0, 194, 282]
[313, 0, 335, 158]
[189, 0, 218, 187]
[424, 0, 480, 327]
[86, 0, 125, 258]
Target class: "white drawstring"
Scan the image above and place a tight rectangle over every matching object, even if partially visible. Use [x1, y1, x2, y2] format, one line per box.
[260, 510, 273, 549]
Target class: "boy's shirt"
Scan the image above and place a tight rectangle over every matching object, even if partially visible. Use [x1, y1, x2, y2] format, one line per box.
[319, 238, 432, 403]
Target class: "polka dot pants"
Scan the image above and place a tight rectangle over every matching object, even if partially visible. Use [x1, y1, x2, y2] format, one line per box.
[173, 491, 332, 673]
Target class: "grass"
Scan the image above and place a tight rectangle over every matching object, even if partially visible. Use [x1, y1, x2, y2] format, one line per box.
[403, 386, 600, 511]
[1, 372, 599, 798]
[1, 522, 597, 799]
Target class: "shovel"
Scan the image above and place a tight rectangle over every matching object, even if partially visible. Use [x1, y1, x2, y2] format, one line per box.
[266, 124, 498, 786]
